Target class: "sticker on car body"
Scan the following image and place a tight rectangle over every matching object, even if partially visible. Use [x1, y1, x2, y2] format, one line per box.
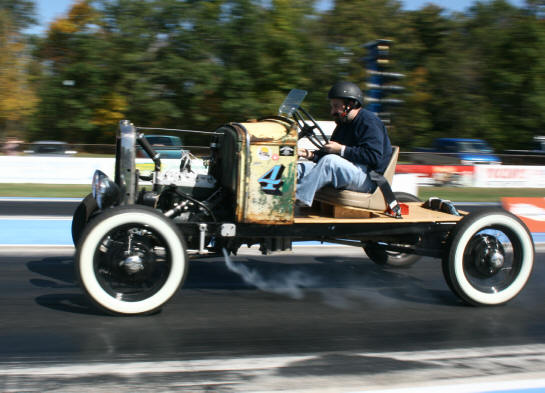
[279, 146, 295, 156]
[258, 164, 285, 195]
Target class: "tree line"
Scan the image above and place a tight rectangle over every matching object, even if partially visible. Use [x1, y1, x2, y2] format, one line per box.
[1, 0, 544, 151]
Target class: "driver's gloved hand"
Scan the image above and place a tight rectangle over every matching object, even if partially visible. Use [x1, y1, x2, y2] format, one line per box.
[311, 148, 327, 162]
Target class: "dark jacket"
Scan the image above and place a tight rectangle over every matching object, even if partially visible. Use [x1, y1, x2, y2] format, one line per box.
[315, 109, 392, 174]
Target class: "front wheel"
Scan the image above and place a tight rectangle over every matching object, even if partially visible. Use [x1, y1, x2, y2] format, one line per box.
[442, 208, 534, 306]
[75, 205, 188, 315]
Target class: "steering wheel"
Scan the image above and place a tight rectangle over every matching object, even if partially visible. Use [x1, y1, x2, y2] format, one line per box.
[292, 106, 329, 149]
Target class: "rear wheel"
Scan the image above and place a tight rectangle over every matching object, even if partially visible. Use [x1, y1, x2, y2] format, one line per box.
[442, 208, 534, 306]
[75, 205, 188, 315]
[364, 192, 422, 268]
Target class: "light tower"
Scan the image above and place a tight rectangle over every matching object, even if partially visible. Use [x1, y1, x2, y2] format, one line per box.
[363, 39, 404, 125]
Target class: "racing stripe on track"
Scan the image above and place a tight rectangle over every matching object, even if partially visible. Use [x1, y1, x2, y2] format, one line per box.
[0, 218, 72, 245]
[0, 216, 544, 246]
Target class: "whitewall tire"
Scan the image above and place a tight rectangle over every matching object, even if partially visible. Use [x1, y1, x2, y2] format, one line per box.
[75, 205, 188, 315]
[443, 209, 534, 306]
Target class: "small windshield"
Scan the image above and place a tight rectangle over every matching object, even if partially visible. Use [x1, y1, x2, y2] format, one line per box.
[278, 89, 307, 117]
[146, 136, 176, 146]
[35, 144, 67, 154]
[457, 141, 493, 153]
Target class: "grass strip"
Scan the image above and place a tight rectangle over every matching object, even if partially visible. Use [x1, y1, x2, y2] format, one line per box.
[418, 187, 545, 202]
[0, 184, 91, 198]
[0, 183, 544, 201]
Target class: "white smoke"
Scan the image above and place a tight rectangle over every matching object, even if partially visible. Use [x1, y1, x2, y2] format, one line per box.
[222, 248, 315, 299]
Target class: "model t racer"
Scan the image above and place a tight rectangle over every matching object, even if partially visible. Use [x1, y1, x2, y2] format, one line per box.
[72, 89, 534, 315]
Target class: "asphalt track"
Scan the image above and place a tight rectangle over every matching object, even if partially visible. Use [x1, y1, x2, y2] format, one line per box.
[1, 199, 545, 392]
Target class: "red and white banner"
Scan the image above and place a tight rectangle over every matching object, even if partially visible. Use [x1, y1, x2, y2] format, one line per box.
[396, 164, 474, 186]
[474, 165, 545, 188]
[502, 197, 545, 232]
[396, 164, 474, 177]
[398, 164, 545, 188]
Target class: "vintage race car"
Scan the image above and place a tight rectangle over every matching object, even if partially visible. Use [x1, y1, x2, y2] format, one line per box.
[72, 89, 535, 315]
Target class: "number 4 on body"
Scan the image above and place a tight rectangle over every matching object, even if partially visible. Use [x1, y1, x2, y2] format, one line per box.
[258, 164, 285, 195]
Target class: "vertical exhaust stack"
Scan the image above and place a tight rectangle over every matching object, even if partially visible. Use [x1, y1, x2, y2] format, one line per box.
[116, 120, 137, 205]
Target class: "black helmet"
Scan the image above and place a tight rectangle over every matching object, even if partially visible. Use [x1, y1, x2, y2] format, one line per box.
[328, 81, 364, 107]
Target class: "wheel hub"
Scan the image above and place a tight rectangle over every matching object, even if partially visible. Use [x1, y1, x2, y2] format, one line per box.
[120, 254, 145, 274]
[469, 234, 505, 277]
[488, 249, 504, 270]
[104, 231, 156, 277]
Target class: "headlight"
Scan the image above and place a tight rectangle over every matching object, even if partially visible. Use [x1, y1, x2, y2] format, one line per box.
[92, 170, 120, 210]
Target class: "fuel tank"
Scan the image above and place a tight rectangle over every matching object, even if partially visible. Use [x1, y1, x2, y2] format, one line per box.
[213, 117, 298, 224]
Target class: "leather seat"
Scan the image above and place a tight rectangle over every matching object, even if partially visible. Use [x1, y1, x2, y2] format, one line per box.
[314, 146, 399, 211]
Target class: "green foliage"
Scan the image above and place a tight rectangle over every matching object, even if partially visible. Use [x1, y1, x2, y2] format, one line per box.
[0, 0, 36, 30]
[0, 3, 37, 139]
[462, 0, 545, 150]
[4, 0, 544, 154]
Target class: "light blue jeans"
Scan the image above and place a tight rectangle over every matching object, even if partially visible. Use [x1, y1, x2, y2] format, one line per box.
[296, 154, 375, 206]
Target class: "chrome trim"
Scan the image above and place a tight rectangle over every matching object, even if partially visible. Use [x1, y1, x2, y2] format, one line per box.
[198, 224, 207, 254]
[236, 123, 251, 222]
[136, 127, 222, 136]
[220, 223, 236, 237]
[117, 120, 137, 205]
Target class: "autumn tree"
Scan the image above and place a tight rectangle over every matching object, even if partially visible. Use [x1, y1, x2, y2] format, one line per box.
[0, 0, 37, 140]
[0, 0, 35, 29]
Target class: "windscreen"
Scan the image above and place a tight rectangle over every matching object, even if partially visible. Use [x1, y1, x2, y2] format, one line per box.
[146, 136, 174, 146]
[278, 89, 307, 117]
[457, 141, 493, 153]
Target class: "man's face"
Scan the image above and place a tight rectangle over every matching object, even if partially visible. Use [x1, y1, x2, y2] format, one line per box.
[329, 98, 346, 121]
[330, 98, 356, 124]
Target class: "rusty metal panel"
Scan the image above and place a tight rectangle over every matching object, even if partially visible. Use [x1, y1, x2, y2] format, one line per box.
[242, 145, 297, 224]
[239, 119, 296, 144]
[234, 119, 298, 224]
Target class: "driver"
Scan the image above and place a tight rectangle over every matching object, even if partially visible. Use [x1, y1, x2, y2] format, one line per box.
[296, 81, 392, 207]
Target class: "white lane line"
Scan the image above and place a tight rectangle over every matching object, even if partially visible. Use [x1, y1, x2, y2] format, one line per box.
[0, 216, 72, 220]
[0, 354, 316, 376]
[348, 378, 545, 393]
[0, 197, 82, 202]
[368, 343, 545, 361]
[2, 343, 545, 377]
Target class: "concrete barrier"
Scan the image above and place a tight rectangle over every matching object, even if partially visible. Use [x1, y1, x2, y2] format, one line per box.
[0, 156, 419, 195]
[0, 156, 180, 184]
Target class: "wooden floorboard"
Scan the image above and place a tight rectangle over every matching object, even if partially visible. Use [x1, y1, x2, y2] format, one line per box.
[294, 202, 465, 224]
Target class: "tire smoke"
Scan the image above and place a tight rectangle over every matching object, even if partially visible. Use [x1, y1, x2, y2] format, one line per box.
[222, 248, 314, 299]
